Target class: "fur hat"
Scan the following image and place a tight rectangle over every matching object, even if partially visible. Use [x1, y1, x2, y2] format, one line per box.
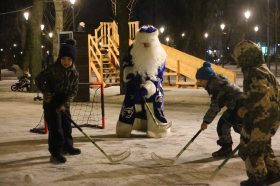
[135, 25, 159, 43]
[196, 61, 216, 80]
[58, 39, 77, 62]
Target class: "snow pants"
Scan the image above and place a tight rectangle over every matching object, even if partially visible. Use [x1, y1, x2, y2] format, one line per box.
[44, 104, 73, 156]
[216, 101, 243, 147]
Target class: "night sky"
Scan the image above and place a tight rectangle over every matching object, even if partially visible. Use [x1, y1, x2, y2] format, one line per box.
[0, 0, 192, 36]
[0, 0, 277, 64]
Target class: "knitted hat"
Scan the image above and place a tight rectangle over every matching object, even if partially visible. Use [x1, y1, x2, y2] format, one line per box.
[195, 61, 216, 80]
[58, 39, 77, 62]
[135, 25, 159, 43]
[139, 25, 157, 33]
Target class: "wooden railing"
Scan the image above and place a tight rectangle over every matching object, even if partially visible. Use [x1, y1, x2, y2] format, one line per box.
[107, 36, 120, 67]
[163, 44, 236, 87]
[88, 34, 103, 82]
[88, 21, 139, 85]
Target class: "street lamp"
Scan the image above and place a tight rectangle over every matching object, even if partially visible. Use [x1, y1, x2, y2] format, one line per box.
[244, 10, 251, 39]
[244, 10, 251, 20]
[181, 33, 185, 38]
[48, 32, 53, 38]
[70, 0, 76, 31]
[220, 23, 225, 32]
[254, 25, 259, 43]
[254, 26, 259, 32]
[204, 32, 209, 58]
[159, 26, 165, 34]
[165, 36, 170, 45]
[23, 12, 29, 21]
[40, 24, 45, 31]
[220, 23, 226, 67]
[204, 32, 209, 39]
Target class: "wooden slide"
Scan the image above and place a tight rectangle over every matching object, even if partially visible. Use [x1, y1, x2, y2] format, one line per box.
[163, 44, 236, 87]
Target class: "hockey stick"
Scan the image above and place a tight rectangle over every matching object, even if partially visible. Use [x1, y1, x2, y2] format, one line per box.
[151, 129, 203, 166]
[62, 112, 131, 163]
[143, 97, 172, 129]
[210, 144, 240, 179]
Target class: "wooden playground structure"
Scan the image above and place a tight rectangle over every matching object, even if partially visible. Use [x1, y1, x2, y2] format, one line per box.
[88, 21, 236, 87]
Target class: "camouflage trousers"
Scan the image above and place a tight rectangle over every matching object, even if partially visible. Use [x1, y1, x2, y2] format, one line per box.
[239, 118, 280, 182]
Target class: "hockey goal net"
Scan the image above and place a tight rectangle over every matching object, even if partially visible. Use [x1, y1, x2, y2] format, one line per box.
[30, 82, 105, 134]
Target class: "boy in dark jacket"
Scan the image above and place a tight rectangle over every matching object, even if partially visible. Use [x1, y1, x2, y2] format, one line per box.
[196, 62, 244, 157]
[35, 39, 80, 164]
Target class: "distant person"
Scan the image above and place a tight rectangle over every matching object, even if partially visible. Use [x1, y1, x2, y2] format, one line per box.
[233, 40, 280, 186]
[77, 21, 86, 32]
[196, 61, 244, 157]
[11, 64, 23, 79]
[116, 25, 171, 138]
[35, 39, 80, 164]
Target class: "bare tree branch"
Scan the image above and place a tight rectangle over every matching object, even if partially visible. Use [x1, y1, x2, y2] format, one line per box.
[111, 0, 116, 19]
[127, 0, 137, 21]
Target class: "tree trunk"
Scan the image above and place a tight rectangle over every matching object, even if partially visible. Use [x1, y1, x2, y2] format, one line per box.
[29, 0, 44, 92]
[22, 22, 32, 71]
[116, 0, 129, 95]
[53, 1, 63, 60]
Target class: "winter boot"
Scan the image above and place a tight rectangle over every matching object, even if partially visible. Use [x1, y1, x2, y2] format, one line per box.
[240, 179, 267, 186]
[63, 147, 81, 155]
[212, 144, 232, 157]
[50, 154, 67, 164]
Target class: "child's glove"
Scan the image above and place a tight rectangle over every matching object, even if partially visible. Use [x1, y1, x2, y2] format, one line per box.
[125, 73, 135, 82]
[237, 106, 248, 118]
[56, 105, 66, 112]
[43, 93, 52, 103]
[140, 87, 148, 97]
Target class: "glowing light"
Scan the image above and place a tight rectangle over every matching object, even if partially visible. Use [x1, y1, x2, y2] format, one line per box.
[244, 10, 251, 20]
[220, 23, 225, 31]
[254, 26, 259, 32]
[23, 12, 29, 20]
[159, 26, 165, 34]
[204, 32, 209, 38]
[70, 0, 76, 5]
[165, 37, 170, 42]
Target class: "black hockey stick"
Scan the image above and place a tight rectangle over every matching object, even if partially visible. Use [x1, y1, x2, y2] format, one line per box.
[62, 112, 130, 163]
[151, 129, 203, 165]
[210, 144, 240, 179]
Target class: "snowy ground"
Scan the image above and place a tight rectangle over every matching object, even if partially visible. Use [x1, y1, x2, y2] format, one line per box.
[0, 76, 280, 186]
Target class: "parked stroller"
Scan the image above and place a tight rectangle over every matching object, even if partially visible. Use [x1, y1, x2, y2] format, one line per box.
[11, 75, 30, 92]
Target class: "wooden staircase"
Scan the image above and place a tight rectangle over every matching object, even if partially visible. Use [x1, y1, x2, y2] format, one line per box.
[88, 21, 139, 86]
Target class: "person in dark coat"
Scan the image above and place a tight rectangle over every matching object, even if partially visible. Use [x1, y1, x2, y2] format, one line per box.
[196, 61, 244, 157]
[35, 39, 80, 164]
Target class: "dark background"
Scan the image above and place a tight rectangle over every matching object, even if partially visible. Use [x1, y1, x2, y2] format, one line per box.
[0, 0, 279, 67]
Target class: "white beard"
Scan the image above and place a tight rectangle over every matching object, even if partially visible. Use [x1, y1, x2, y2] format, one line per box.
[131, 40, 166, 81]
